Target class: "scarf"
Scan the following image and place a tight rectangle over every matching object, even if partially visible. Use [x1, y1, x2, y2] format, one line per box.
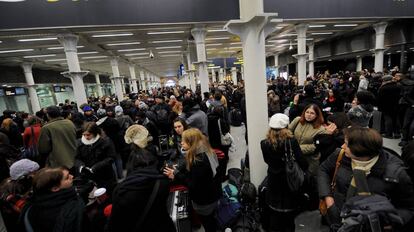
[346, 155, 379, 198]
[81, 134, 100, 145]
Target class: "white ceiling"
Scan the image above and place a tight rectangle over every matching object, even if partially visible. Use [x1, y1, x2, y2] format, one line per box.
[0, 19, 388, 78]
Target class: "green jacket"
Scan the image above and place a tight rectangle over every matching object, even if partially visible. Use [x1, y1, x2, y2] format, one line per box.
[38, 117, 77, 168]
[288, 117, 327, 156]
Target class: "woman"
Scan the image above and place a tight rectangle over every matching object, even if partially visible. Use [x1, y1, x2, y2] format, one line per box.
[171, 118, 188, 155]
[164, 128, 221, 232]
[267, 90, 281, 117]
[347, 90, 375, 128]
[261, 114, 307, 232]
[318, 127, 414, 228]
[0, 118, 23, 149]
[22, 116, 42, 157]
[75, 122, 117, 194]
[24, 167, 85, 232]
[324, 89, 344, 113]
[108, 124, 175, 232]
[288, 104, 329, 176]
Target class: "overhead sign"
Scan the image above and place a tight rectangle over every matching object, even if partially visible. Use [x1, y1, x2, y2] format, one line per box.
[264, 0, 414, 19]
[0, 0, 239, 30]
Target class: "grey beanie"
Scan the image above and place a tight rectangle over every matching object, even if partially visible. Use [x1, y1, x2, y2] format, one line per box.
[10, 159, 40, 180]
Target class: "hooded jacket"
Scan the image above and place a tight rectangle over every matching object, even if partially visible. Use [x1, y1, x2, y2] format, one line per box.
[347, 104, 373, 127]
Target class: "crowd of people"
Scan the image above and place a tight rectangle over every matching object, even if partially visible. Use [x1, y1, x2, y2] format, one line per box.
[0, 67, 413, 232]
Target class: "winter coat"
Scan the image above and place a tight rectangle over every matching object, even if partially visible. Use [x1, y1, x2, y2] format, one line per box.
[75, 137, 117, 190]
[108, 168, 175, 232]
[22, 124, 41, 148]
[0, 125, 23, 149]
[260, 138, 307, 210]
[115, 115, 134, 132]
[399, 79, 414, 106]
[183, 104, 208, 136]
[347, 104, 373, 127]
[318, 149, 414, 225]
[38, 117, 77, 168]
[25, 187, 86, 232]
[378, 81, 401, 113]
[207, 112, 230, 150]
[289, 117, 327, 175]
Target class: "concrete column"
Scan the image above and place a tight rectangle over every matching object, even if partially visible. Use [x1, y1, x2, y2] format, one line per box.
[225, 0, 277, 187]
[191, 26, 209, 94]
[139, 70, 147, 91]
[94, 73, 104, 97]
[129, 64, 139, 93]
[356, 56, 363, 72]
[219, 68, 224, 83]
[211, 68, 217, 83]
[231, 67, 238, 85]
[110, 58, 124, 101]
[400, 44, 407, 73]
[308, 43, 315, 78]
[21, 63, 40, 113]
[120, 79, 126, 94]
[293, 24, 308, 85]
[274, 54, 279, 77]
[185, 53, 196, 91]
[373, 22, 388, 73]
[241, 66, 244, 80]
[57, 34, 88, 110]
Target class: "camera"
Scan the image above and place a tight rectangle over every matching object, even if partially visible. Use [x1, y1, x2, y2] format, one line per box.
[149, 50, 154, 59]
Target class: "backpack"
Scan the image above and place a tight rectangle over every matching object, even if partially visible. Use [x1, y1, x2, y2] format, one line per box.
[230, 108, 243, 127]
[155, 108, 169, 124]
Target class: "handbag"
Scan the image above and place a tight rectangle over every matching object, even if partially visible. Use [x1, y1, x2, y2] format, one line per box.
[319, 149, 345, 216]
[218, 119, 233, 146]
[284, 139, 305, 192]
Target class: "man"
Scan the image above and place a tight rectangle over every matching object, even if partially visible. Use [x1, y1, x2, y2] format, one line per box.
[38, 106, 77, 169]
[397, 73, 414, 147]
[181, 98, 208, 135]
[83, 105, 98, 122]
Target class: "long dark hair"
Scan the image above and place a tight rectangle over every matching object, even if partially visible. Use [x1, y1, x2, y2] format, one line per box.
[299, 104, 324, 129]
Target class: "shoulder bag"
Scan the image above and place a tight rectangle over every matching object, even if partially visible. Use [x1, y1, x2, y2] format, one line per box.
[218, 119, 233, 146]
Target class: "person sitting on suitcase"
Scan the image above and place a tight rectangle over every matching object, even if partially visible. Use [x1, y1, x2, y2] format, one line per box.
[164, 128, 222, 232]
[108, 124, 175, 232]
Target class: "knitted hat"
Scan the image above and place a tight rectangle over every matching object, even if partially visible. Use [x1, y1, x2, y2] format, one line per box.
[269, 113, 290, 129]
[114, 106, 123, 116]
[10, 159, 39, 180]
[82, 105, 93, 112]
[124, 125, 149, 149]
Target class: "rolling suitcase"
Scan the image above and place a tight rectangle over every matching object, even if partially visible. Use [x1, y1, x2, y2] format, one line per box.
[167, 185, 192, 232]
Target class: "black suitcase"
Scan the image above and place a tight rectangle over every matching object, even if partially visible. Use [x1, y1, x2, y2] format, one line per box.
[167, 186, 192, 232]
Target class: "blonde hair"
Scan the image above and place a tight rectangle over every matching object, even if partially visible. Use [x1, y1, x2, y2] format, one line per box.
[266, 128, 293, 146]
[182, 128, 214, 170]
[1, 118, 13, 131]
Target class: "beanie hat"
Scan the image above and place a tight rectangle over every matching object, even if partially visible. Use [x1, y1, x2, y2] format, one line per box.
[114, 106, 123, 116]
[124, 125, 149, 149]
[82, 105, 93, 112]
[269, 113, 290, 129]
[10, 159, 39, 180]
[96, 108, 107, 118]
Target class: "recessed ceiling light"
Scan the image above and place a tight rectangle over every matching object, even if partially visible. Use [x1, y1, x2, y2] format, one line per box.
[23, 54, 56, 58]
[92, 33, 133, 38]
[208, 29, 227, 32]
[18, 37, 58, 42]
[124, 52, 149, 56]
[155, 46, 182, 50]
[82, 56, 108, 59]
[151, 40, 183, 44]
[106, 42, 141, 46]
[147, 31, 185, 35]
[0, 48, 34, 54]
[206, 43, 223, 47]
[311, 32, 333, 35]
[158, 51, 181, 54]
[45, 58, 67, 62]
[117, 48, 146, 52]
[334, 24, 358, 27]
[47, 46, 84, 50]
[309, 25, 326, 28]
[206, 37, 230, 41]
[77, 51, 99, 55]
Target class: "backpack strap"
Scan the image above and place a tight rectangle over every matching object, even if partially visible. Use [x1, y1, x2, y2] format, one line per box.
[134, 179, 160, 231]
[331, 149, 345, 192]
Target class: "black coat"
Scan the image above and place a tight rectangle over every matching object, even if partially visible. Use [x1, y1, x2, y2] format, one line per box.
[26, 187, 86, 232]
[260, 138, 307, 210]
[75, 137, 117, 190]
[318, 149, 414, 224]
[108, 168, 175, 232]
[378, 81, 401, 113]
[207, 112, 230, 150]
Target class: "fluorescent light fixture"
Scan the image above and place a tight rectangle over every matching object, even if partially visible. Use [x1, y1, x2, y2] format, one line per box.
[229, 47, 242, 49]
[230, 42, 242, 45]
[117, 48, 146, 52]
[155, 46, 181, 50]
[124, 52, 149, 56]
[294, 38, 314, 41]
[0, 41, 2, 43]
[265, 45, 274, 47]
[18, 37, 57, 42]
[47, 46, 84, 50]
[208, 29, 227, 32]
[206, 37, 230, 41]
[0, 0, 26, 2]
[311, 32, 333, 35]
[106, 42, 140, 46]
[45, 58, 67, 62]
[82, 56, 108, 59]
[208, 66, 221, 69]
[275, 26, 284, 30]
[334, 24, 358, 27]
[396, 50, 401, 53]
[409, 47, 414, 50]
[386, 53, 392, 55]
[267, 39, 288, 43]
[206, 43, 222, 47]
[92, 33, 133, 38]
[206, 48, 217, 51]
[158, 51, 181, 54]
[77, 51, 99, 55]
[151, 39, 182, 43]
[309, 25, 326, 28]
[160, 54, 181, 57]
[280, 33, 297, 37]
[147, 31, 184, 35]
[23, 54, 56, 58]
[0, 48, 34, 54]
[130, 57, 148, 60]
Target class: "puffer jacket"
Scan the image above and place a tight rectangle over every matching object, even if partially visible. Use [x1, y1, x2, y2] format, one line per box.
[347, 104, 373, 127]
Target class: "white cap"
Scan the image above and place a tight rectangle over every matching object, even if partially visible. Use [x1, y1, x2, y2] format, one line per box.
[269, 113, 290, 129]
[93, 188, 107, 197]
